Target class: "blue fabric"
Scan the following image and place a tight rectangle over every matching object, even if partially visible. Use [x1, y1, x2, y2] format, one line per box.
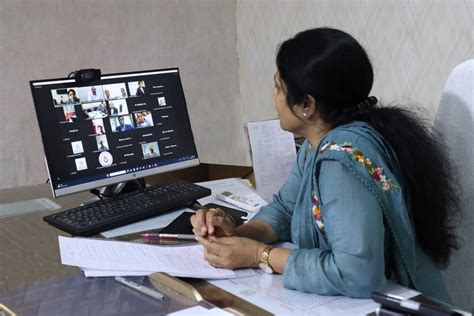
[252, 121, 450, 303]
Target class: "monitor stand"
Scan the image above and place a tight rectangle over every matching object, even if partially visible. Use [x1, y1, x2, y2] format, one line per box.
[102, 178, 146, 197]
[82, 179, 146, 205]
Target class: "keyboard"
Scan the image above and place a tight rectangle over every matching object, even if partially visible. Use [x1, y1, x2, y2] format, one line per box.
[43, 180, 211, 237]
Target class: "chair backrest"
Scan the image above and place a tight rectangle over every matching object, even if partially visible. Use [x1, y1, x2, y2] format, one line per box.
[434, 59, 474, 311]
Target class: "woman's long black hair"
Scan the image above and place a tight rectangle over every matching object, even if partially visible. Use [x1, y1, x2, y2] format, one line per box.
[276, 27, 459, 268]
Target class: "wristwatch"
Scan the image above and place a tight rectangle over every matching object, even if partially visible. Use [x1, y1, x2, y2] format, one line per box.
[258, 245, 275, 274]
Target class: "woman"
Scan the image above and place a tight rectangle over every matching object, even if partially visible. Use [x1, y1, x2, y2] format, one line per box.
[191, 28, 459, 303]
[96, 125, 105, 135]
[67, 89, 80, 104]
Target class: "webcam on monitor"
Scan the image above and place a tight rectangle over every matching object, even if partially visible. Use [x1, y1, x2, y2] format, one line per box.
[69, 68, 101, 84]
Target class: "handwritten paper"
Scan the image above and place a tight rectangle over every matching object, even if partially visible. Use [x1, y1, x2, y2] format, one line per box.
[59, 236, 257, 279]
[245, 119, 297, 202]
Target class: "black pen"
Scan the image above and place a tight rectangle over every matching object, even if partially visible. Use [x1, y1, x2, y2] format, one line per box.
[372, 292, 461, 316]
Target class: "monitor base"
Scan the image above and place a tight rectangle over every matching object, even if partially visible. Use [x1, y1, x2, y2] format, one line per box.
[83, 179, 147, 205]
[102, 179, 146, 197]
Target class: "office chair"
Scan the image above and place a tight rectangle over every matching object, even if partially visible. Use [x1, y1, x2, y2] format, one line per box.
[434, 59, 474, 311]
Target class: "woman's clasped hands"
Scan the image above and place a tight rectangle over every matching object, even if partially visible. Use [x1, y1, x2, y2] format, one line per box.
[190, 208, 265, 269]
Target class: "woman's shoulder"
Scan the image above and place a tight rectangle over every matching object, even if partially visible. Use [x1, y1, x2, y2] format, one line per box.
[316, 121, 401, 193]
[318, 121, 383, 154]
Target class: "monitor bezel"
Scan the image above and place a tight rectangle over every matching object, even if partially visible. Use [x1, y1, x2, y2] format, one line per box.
[30, 68, 200, 198]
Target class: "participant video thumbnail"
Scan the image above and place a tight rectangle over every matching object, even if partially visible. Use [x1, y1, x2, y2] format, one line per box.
[141, 141, 160, 159]
[108, 99, 129, 116]
[102, 83, 128, 100]
[71, 140, 84, 155]
[66, 89, 81, 105]
[98, 151, 113, 167]
[78, 86, 104, 102]
[128, 80, 147, 96]
[96, 135, 109, 151]
[82, 102, 108, 119]
[92, 119, 106, 135]
[134, 111, 153, 128]
[51, 88, 71, 107]
[63, 105, 77, 122]
[75, 157, 88, 171]
[158, 97, 167, 106]
[110, 115, 134, 132]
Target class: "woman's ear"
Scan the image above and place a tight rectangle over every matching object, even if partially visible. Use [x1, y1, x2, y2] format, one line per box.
[297, 95, 317, 119]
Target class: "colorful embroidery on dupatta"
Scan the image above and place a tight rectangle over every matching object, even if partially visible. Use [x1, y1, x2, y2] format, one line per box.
[311, 192, 325, 232]
[319, 142, 398, 192]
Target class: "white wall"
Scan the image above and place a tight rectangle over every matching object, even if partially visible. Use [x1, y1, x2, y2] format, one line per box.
[1, 0, 472, 189]
[236, 0, 473, 162]
[0, 0, 239, 189]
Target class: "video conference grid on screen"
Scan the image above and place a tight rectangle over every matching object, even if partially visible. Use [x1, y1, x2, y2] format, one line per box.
[31, 69, 198, 193]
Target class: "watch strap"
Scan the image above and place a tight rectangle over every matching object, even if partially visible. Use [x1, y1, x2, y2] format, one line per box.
[260, 245, 275, 267]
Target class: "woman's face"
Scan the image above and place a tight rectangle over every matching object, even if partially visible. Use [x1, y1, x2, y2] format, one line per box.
[272, 72, 302, 133]
[68, 91, 75, 100]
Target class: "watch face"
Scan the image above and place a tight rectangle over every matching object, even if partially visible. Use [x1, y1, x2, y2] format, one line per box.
[259, 262, 273, 274]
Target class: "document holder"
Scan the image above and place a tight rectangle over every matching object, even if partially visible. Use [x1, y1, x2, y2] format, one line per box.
[150, 272, 203, 303]
[149, 272, 271, 315]
[0, 304, 16, 316]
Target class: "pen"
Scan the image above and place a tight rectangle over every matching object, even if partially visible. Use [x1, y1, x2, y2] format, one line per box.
[141, 233, 196, 240]
[372, 292, 460, 316]
[115, 276, 165, 300]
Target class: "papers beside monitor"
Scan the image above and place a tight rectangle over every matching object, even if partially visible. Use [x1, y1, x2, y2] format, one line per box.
[59, 236, 258, 279]
[244, 119, 297, 202]
[196, 178, 268, 221]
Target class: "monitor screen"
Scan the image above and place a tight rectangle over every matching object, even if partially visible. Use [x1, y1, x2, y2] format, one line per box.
[30, 68, 200, 197]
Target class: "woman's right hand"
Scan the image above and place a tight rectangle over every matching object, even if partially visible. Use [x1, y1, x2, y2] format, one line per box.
[190, 207, 236, 238]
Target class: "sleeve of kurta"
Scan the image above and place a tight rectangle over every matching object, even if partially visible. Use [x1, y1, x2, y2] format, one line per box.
[250, 149, 305, 242]
[283, 160, 387, 298]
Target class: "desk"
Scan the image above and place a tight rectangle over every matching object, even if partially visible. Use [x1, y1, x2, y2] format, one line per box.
[1, 184, 465, 316]
[0, 183, 269, 315]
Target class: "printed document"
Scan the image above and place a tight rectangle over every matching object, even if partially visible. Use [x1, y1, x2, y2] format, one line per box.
[210, 274, 419, 316]
[245, 119, 297, 202]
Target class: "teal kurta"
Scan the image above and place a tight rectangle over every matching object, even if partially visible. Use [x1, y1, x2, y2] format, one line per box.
[252, 121, 450, 303]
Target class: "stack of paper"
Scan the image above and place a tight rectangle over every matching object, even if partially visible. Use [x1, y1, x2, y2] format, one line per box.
[59, 236, 258, 279]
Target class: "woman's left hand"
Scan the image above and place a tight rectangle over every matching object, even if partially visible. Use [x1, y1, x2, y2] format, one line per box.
[195, 235, 266, 270]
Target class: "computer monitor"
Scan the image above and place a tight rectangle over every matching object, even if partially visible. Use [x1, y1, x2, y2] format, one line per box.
[30, 68, 200, 197]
